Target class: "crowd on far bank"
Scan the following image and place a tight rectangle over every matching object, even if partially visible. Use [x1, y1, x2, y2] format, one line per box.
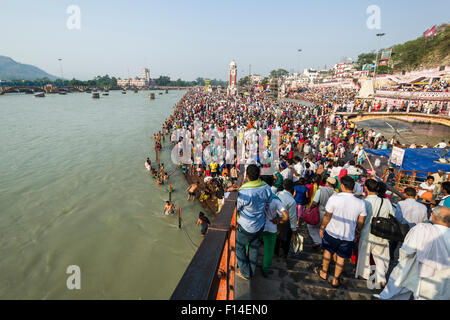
[379, 79, 449, 93]
[288, 87, 357, 105]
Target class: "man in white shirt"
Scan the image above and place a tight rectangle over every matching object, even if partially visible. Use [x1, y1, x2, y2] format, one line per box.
[303, 143, 311, 155]
[329, 160, 345, 178]
[396, 188, 428, 227]
[292, 156, 304, 182]
[417, 176, 435, 201]
[346, 160, 363, 176]
[280, 161, 294, 181]
[377, 206, 450, 300]
[325, 126, 331, 140]
[432, 170, 447, 199]
[314, 175, 367, 288]
[435, 140, 447, 148]
[304, 156, 316, 173]
[356, 179, 394, 287]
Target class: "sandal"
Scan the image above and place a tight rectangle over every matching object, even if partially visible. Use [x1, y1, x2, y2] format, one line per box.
[313, 266, 328, 281]
[331, 277, 343, 288]
[236, 270, 249, 281]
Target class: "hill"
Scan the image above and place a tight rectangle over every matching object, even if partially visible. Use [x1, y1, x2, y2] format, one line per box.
[356, 24, 450, 73]
[0, 56, 59, 81]
[391, 24, 450, 71]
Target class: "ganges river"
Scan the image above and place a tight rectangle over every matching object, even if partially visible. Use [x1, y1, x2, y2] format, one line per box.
[0, 90, 206, 299]
[357, 118, 450, 146]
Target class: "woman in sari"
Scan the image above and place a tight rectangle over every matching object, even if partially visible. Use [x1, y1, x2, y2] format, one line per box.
[308, 175, 321, 207]
[335, 168, 348, 191]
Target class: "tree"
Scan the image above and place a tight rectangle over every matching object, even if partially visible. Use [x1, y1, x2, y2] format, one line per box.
[154, 76, 171, 86]
[261, 77, 269, 87]
[195, 77, 205, 86]
[238, 76, 249, 87]
[356, 52, 377, 70]
[210, 78, 227, 87]
[269, 69, 289, 78]
[377, 65, 393, 75]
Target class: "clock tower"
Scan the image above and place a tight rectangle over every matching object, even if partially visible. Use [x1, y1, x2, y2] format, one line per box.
[227, 60, 237, 96]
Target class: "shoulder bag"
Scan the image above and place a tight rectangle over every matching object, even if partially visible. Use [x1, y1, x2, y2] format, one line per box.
[370, 198, 409, 242]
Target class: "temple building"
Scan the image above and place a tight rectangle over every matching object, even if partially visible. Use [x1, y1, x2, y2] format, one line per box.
[117, 68, 150, 87]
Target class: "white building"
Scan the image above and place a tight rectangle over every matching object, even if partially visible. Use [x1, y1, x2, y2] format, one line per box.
[250, 74, 262, 84]
[334, 62, 356, 79]
[117, 68, 150, 87]
[303, 68, 319, 83]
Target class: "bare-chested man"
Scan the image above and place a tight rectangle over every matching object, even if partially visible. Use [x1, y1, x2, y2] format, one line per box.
[186, 183, 198, 201]
[163, 201, 175, 215]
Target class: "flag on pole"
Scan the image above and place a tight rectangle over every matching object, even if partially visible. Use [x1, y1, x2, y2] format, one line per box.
[424, 25, 436, 38]
[378, 58, 389, 67]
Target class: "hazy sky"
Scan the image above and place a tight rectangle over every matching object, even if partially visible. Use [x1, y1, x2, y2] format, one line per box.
[1, 0, 448, 81]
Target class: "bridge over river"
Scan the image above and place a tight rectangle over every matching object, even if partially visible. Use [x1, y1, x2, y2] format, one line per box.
[0, 83, 191, 95]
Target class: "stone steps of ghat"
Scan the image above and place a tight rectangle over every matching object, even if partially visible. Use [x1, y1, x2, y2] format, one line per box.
[235, 224, 382, 300]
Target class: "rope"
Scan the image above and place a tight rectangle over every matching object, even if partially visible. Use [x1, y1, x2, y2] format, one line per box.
[180, 220, 199, 250]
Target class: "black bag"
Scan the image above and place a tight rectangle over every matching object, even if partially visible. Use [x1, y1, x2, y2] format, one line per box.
[370, 198, 409, 242]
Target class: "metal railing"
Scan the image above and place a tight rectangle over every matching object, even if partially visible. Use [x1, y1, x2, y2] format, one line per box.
[170, 174, 243, 300]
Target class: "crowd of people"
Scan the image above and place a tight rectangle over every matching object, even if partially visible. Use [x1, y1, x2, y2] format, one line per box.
[150, 87, 449, 300]
[287, 83, 449, 116]
[379, 79, 449, 93]
[235, 161, 449, 299]
[288, 87, 358, 105]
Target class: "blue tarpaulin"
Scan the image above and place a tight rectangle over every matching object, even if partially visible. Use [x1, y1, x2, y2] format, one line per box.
[364, 148, 450, 178]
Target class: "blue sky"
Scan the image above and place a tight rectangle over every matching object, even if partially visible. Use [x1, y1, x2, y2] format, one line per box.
[1, 0, 448, 80]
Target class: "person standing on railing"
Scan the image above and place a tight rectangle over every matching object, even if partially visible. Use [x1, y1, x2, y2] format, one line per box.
[235, 164, 272, 281]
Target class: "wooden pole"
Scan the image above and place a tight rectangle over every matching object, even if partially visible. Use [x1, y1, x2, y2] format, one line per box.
[363, 150, 375, 174]
[178, 207, 182, 229]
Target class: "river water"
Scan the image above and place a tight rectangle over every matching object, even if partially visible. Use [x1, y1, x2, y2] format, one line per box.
[0, 90, 206, 299]
[357, 118, 450, 146]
